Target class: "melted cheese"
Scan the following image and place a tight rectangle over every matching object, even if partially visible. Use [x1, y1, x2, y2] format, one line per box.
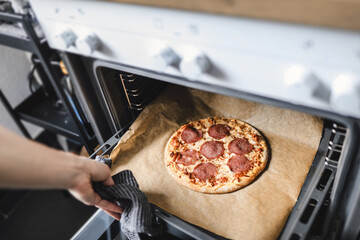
[167, 118, 267, 189]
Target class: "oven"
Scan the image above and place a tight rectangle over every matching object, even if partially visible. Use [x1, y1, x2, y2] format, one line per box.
[28, 1, 360, 239]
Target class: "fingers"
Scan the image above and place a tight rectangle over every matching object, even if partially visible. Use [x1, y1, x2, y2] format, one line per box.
[96, 199, 123, 213]
[103, 176, 115, 186]
[96, 199, 123, 221]
[87, 160, 115, 187]
[71, 158, 122, 221]
[87, 160, 112, 182]
[69, 182, 102, 206]
[101, 209, 121, 221]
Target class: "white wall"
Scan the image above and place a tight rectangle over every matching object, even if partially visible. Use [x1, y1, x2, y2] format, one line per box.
[0, 45, 42, 138]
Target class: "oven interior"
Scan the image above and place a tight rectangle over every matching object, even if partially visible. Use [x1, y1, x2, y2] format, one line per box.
[72, 62, 358, 240]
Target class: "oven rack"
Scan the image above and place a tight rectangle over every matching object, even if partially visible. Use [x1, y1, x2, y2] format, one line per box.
[78, 119, 341, 240]
[89, 123, 132, 159]
[279, 121, 345, 239]
[122, 76, 150, 94]
[118, 71, 167, 115]
[129, 84, 165, 111]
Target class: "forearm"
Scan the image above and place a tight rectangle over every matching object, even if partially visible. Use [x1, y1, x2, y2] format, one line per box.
[0, 126, 122, 220]
[0, 126, 84, 189]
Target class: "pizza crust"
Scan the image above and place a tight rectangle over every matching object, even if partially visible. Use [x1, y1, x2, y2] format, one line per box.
[164, 117, 269, 194]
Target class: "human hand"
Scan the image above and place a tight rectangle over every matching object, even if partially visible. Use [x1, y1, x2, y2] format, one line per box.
[68, 157, 123, 220]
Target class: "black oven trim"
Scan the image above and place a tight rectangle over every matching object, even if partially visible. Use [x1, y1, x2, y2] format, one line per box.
[71, 56, 360, 239]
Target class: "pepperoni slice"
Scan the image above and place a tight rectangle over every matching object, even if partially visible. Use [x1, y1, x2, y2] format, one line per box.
[181, 126, 203, 143]
[193, 163, 218, 181]
[228, 138, 253, 155]
[177, 149, 200, 166]
[227, 155, 251, 173]
[208, 124, 230, 139]
[200, 141, 225, 159]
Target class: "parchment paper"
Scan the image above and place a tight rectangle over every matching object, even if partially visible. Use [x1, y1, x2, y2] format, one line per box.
[110, 85, 323, 240]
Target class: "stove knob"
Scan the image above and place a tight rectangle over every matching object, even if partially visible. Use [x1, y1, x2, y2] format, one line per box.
[55, 29, 77, 49]
[330, 74, 360, 112]
[152, 46, 179, 69]
[284, 65, 330, 101]
[180, 51, 211, 80]
[76, 34, 101, 54]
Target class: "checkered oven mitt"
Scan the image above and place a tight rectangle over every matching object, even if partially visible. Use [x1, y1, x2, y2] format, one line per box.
[93, 156, 161, 240]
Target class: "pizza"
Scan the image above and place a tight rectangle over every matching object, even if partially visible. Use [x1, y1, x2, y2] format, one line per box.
[164, 117, 269, 193]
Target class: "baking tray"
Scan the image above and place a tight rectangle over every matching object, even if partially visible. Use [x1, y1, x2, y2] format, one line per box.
[87, 119, 339, 239]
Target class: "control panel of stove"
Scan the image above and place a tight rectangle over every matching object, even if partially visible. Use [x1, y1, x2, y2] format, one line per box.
[76, 33, 101, 54]
[284, 65, 330, 102]
[30, 0, 360, 118]
[180, 49, 211, 80]
[151, 44, 179, 69]
[54, 29, 77, 49]
[330, 74, 360, 112]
